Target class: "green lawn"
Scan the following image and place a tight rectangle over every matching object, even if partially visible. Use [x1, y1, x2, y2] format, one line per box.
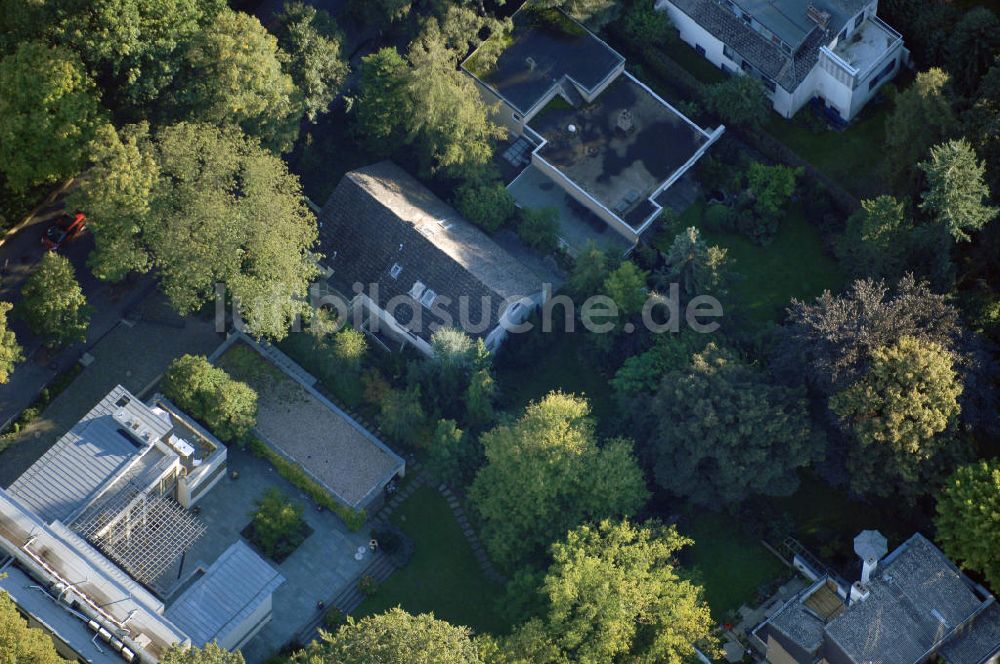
[764, 102, 891, 199]
[670, 201, 844, 326]
[355, 486, 512, 636]
[667, 40, 727, 85]
[679, 511, 788, 619]
[495, 331, 616, 430]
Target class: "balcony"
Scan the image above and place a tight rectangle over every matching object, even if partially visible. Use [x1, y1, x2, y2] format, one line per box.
[829, 16, 903, 83]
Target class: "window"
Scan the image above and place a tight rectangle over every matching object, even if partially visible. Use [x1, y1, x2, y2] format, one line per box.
[389, 263, 403, 279]
[761, 76, 777, 93]
[838, 28, 847, 42]
[854, 13, 864, 29]
[695, 44, 706, 56]
[512, 112, 523, 122]
[419, 289, 437, 308]
[868, 58, 896, 90]
[409, 281, 426, 300]
[723, 44, 737, 62]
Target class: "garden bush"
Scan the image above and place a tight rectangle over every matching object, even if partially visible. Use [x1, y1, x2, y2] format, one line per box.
[246, 487, 312, 562]
[703, 202, 737, 233]
[454, 181, 516, 232]
[162, 354, 258, 443]
[517, 207, 560, 253]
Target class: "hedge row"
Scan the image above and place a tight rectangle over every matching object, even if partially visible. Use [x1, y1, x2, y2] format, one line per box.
[247, 436, 367, 531]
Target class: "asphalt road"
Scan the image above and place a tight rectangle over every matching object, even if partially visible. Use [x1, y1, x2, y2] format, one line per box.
[0, 186, 154, 427]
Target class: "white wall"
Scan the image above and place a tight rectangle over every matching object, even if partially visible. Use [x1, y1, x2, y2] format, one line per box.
[220, 594, 272, 652]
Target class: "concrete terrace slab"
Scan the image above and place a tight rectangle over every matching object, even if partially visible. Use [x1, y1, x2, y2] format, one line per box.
[213, 335, 404, 510]
[154, 448, 370, 663]
[531, 73, 709, 230]
[508, 165, 631, 256]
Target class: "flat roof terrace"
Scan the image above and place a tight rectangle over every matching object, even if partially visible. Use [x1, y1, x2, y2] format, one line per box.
[467, 7, 624, 115]
[530, 73, 710, 230]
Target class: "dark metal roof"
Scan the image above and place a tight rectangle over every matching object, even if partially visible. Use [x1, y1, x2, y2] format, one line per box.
[469, 7, 624, 115]
[318, 162, 543, 343]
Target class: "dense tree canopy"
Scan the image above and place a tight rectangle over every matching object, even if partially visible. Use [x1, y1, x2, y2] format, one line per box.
[919, 139, 996, 242]
[68, 123, 158, 281]
[354, 35, 505, 176]
[0, 302, 22, 384]
[885, 68, 957, 189]
[57, 0, 223, 110]
[469, 392, 648, 569]
[705, 75, 769, 129]
[0, 591, 65, 662]
[0, 41, 104, 192]
[275, 2, 349, 123]
[935, 459, 1000, 588]
[172, 9, 303, 152]
[644, 343, 818, 506]
[298, 608, 486, 664]
[835, 196, 911, 281]
[945, 8, 1000, 96]
[161, 642, 244, 664]
[832, 336, 964, 499]
[79, 122, 319, 339]
[18, 253, 91, 348]
[161, 354, 258, 442]
[536, 519, 714, 664]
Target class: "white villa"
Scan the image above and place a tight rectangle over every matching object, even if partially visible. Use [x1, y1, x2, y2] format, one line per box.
[657, 0, 909, 122]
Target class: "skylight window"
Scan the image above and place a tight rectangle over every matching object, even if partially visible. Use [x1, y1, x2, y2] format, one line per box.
[420, 289, 437, 308]
[389, 263, 403, 279]
[409, 281, 426, 300]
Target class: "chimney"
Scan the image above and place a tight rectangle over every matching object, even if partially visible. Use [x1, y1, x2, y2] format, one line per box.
[861, 556, 877, 584]
[853, 530, 888, 592]
[850, 581, 870, 605]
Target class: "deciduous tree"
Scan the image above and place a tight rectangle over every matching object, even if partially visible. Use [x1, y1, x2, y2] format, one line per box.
[162, 354, 258, 442]
[935, 459, 1000, 588]
[646, 343, 818, 506]
[172, 9, 303, 152]
[18, 252, 91, 348]
[68, 123, 157, 281]
[919, 139, 996, 242]
[299, 608, 486, 664]
[831, 336, 964, 498]
[0, 42, 103, 192]
[539, 520, 714, 664]
[0, 591, 65, 663]
[469, 392, 648, 569]
[0, 302, 23, 384]
[57, 0, 222, 109]
[705, 75, 769, 129]
[603, 261, 648, 318]
[161, 642, 244, 664]
[275, 2, 349, 123]
[80, 122, 318, 339]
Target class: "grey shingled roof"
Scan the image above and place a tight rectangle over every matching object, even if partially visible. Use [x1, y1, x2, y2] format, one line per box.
[667, 0, 831, 93]
[165, 540, 284, 647]
[731, 0, 867, 50]
[7, 386, 170, 524]
[318, 161, 544, 343]
[763, 534, 998, 664]
[940, 602, 1000, 664]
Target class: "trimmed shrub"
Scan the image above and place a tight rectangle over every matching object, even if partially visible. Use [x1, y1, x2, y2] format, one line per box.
[161, 355, 257, 443]
[517, 207, 560, 253]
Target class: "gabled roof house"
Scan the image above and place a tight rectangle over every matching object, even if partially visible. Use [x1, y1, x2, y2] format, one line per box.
[318, 161, 547, 357]
[462, 5, 723, 253]
[753, 531, 1000, 664]
[657, 0, 908, 122]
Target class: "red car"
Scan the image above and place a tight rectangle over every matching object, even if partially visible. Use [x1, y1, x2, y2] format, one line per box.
[42, 211, 86, 250]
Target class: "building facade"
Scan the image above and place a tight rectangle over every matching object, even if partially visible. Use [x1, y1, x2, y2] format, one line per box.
[658, 0, 908, 122]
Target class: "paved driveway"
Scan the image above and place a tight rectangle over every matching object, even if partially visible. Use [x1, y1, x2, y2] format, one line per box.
[0, 185, 155, 428]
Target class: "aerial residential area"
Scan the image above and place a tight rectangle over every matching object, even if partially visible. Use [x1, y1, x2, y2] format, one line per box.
[0, 0, 998, 662]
